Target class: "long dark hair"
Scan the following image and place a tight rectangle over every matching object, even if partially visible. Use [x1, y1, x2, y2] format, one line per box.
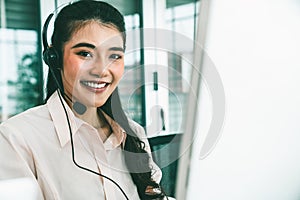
[44, 1, 164, 199]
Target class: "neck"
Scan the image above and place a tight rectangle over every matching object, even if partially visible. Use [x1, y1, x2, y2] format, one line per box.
[62, 93, 101, 128]
[62, 93, 111, 140]
[75, 106, 112, 142]
[75, 106, 102, 128]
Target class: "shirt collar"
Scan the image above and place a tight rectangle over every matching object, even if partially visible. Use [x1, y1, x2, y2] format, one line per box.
[100, 111, 126, 150]
[47, 91, 126, 149]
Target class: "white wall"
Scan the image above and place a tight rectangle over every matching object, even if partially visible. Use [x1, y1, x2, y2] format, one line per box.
[185, 0, 300, 199]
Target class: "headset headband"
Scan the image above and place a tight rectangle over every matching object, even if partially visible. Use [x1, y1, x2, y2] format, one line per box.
[42, 13, 54, 52]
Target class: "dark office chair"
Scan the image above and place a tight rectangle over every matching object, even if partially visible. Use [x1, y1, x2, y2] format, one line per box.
[148, 133, 182, 197]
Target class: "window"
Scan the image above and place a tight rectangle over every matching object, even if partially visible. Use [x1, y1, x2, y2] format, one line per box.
[166, 1, 200, 134]
[119, 13, 144, 125]
[0, 0, 42, 122]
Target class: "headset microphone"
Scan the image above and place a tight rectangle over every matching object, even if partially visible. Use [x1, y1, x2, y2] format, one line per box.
[73, 101, 87, 115]
[42, 12, 87, 115]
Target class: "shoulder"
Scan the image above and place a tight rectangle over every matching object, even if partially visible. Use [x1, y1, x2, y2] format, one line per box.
[0, 104, 50, 136]
[1, 104, 49, 125]
[127, 119, 147, 140]
[127, 118, 151, 152]
[127, 118, 163, 182]
[127, 119, 163, 183]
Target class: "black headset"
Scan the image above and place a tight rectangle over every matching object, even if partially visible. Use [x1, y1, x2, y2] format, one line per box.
[42, 11, 87, 115]
[42, 13, 60, 69]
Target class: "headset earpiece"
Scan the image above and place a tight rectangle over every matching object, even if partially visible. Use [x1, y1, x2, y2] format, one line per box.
[42, 13, 60, 69]
[43, 46, 60, 69]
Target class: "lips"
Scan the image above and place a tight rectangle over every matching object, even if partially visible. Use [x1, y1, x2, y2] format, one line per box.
[80, 80, 110, 91]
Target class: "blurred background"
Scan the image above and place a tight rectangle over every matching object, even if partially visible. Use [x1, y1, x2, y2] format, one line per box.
[1, 0, 300, 199]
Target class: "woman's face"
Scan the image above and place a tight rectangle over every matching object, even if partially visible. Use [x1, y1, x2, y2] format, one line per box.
[61, 21, 124, 108]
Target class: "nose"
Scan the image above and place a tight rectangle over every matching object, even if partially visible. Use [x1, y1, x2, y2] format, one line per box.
[89, 57, 109, 77]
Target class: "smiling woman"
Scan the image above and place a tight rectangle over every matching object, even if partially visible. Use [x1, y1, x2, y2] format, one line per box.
[0, 1, 166, 200]
[61, 22, 125, 109]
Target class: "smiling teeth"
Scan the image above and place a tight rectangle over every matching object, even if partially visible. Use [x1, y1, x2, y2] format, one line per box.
[84, 82, 106, 89]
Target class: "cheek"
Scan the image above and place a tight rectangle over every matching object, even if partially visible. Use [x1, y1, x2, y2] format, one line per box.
[113, 64, 124, 81]
[63, 56, 82, 82]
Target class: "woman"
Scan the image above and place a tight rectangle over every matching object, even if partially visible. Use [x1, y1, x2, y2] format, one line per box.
[0, 1, 166, 199]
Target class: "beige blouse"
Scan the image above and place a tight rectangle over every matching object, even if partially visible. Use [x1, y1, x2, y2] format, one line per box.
[0, 91, 162, 200]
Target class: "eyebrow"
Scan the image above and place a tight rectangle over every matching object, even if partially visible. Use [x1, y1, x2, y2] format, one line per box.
[109, 47, 124, 52]
[71, 42, 124, 52]
[71, 42, 95, 49]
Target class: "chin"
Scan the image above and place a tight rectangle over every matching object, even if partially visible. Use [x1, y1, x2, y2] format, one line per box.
[93, 101, 107, 108]
[81, 94, 110, 108]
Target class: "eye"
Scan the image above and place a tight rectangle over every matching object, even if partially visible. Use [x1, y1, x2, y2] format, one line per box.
[109, 54, 123, 60]
[76, 51, 92, 58]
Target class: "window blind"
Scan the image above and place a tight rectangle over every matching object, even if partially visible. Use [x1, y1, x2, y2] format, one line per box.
[167, 0, 198, 8]
[2, 0, 38, 30]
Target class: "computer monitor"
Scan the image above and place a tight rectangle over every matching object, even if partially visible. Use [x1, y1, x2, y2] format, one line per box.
[174, 0, 225, 199]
